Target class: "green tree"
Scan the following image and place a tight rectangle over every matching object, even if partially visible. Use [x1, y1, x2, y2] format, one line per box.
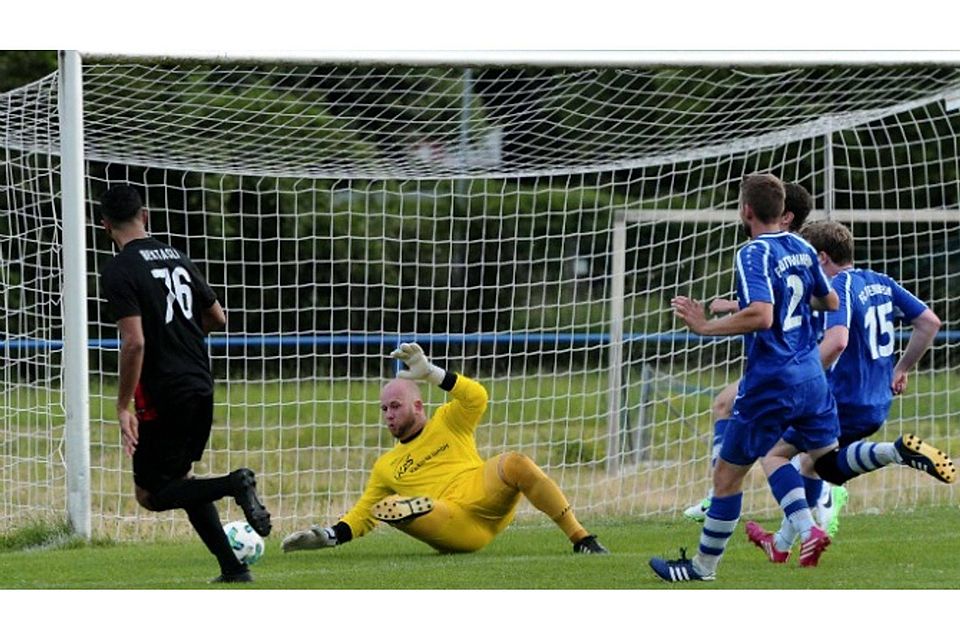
[0, 51, 56, 93]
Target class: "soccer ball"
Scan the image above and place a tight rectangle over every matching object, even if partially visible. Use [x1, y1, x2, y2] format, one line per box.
[223, 520, 265, 566]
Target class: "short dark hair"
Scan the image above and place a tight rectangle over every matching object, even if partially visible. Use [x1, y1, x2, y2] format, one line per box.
[784, 183, 814, 232]
[99, 184, 144, 224]
[740, 174, 785, 224]
[800, 220, 854, 265]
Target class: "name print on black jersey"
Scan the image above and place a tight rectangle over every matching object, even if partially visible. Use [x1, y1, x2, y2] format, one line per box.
[138, 247, 181, 261]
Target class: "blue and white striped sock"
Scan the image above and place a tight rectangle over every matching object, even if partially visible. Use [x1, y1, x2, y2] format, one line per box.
[774, 475, 822, 550]
[695, 492, 742, 575]
[768, 464, 817, 542]
[836, 442, 898, 480]
[774, 514, 796, 552]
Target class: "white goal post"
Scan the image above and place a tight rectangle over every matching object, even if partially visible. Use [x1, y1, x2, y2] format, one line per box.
[2, 51, 959, 540]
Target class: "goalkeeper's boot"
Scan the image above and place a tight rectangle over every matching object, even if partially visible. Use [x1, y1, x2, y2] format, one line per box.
[798, 526, 831, 568]
[821, 485, 849, 538]
[649, 548, 715, 582]
[230, 468, 272, 537]
[210, 568, 253, 584]
[372, 495, 434, 524]
[683, 497, 711, 522]
[572, 534, 610, 554]
[745, 521, 790, 564]
[895, 434, 957, 484]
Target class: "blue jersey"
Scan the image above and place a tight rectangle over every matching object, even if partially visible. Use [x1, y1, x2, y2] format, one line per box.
[823, 268, 927, 426]
[735, 231, 832, 391]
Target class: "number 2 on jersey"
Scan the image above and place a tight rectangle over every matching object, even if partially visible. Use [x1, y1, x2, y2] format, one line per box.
[783, 274, 804, 331]
[151, 266, 194, 323]
[864, 301, 895, 359]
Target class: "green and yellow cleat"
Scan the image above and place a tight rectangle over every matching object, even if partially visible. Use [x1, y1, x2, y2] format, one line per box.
[683, 498, 711, 522]
[825, 485, 849, 538]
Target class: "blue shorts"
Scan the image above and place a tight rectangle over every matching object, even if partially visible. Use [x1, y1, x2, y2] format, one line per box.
[837, 423, 883, 448]
[721, 375, 839, 466]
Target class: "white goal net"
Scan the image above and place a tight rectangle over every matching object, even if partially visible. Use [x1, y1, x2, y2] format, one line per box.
[2, 57, 959, 538]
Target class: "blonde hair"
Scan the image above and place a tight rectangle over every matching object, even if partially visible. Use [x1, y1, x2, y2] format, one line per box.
[800, 220, 854, 265]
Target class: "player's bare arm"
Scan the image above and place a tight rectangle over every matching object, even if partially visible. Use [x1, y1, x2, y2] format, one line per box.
[708, 298, 739, 315]
[892, 309, 942, 394]
[672, 296, 772, 336]
[818, 325, 849, 369]
[116, 314, 145, 456]
[201, 300, 226, 335]
[810, 289, 839, 312]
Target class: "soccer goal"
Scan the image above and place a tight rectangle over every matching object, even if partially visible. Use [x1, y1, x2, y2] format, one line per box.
[2, 51, 959, 539]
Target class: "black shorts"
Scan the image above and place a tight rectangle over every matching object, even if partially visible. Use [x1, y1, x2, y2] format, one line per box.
[132, 393, 214, 492]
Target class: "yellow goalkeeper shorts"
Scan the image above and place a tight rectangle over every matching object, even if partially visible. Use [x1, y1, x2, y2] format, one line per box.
[394, 454, 521, 552]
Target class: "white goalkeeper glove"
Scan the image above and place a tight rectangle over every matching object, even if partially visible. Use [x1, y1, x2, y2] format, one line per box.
[281, 525, 338, 553]
[390, 342, 446, 385]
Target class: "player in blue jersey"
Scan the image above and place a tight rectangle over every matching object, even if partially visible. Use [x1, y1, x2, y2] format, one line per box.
[650, 174, 841, 582]
[684, 182, 818, 522]
[745, 220, 954, 563]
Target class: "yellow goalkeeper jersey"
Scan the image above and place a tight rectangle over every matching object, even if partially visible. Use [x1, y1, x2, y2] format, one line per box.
[340, 374, 488, 538]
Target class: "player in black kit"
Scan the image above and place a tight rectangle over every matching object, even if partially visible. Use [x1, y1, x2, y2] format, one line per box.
[99, 184, 271, 583]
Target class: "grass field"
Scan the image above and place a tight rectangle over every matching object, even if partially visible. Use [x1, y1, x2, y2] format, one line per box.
[3, 506, 959, 590]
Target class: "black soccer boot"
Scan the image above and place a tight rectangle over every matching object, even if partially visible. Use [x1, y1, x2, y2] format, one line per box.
[572, 534, 610, 554]
[230, 468, 272, 537]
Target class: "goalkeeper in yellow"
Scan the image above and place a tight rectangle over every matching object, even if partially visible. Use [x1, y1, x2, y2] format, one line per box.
[282, 343, 609, 555]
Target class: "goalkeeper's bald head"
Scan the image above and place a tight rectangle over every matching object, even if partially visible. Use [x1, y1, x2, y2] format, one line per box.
[380, 378, 427, 441]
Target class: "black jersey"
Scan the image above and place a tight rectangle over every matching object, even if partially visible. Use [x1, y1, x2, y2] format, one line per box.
[100, 237, 218, 406]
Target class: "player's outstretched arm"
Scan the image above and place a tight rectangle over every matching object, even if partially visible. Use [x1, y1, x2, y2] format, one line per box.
[282, 522, 352, 553]
[672, 297, 772, 336]
[708, 298, 739, 315]
[391, 342, 446, 385]
[892, 309, 942, 394]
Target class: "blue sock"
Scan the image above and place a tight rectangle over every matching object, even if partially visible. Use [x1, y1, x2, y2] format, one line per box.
[696, 492, 742, 574]
[803, 475, 824, 509]
[768, 464, 816, 541]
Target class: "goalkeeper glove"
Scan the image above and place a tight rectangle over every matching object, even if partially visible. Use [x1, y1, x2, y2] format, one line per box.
[281, 525, 338, 553]
[390, 342, 445, 385]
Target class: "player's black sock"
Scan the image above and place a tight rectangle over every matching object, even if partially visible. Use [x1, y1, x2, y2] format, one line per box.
[185, 501, 246, 575]
[152, 475, 234, 510]
[812, 449, 850, 486]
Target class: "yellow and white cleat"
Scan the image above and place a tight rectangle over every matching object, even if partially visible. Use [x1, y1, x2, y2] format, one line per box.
[372, 495, 434, 523]
[896, 434, 956, 484]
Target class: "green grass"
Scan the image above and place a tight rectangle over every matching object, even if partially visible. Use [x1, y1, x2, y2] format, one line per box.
[3, 506, 959, 589]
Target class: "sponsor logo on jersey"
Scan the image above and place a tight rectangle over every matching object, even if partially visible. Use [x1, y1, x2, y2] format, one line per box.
[393, 442, 450, 480]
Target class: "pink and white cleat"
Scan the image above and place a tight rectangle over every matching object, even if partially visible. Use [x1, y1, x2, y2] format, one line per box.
[745, 521, 790, 564]
[798, 526, 831, 567]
